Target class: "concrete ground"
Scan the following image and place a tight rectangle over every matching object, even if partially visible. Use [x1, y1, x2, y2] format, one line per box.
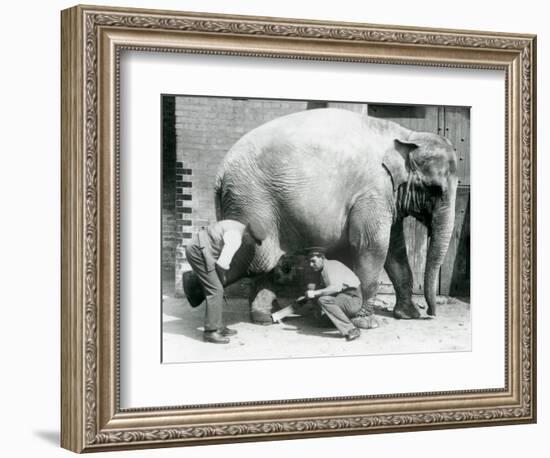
[162, 294, 470, 363]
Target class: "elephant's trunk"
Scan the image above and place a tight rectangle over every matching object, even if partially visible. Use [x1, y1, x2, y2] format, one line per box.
[424, 178, 457, 315]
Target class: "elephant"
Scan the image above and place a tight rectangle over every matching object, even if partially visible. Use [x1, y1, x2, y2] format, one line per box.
[209, 107, 458, 320]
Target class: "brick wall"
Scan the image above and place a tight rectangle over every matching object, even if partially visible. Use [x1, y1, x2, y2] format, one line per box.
[161, 96, 177, 292]
[172, 96, 309, 295]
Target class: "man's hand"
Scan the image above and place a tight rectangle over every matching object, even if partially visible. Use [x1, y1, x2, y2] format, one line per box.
[306, 289, 316, 299]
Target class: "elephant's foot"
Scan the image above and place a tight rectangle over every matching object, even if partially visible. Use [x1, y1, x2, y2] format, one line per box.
[393, 300, 421, 319]
[426, 296, 450, 316]
[250, 288, 277, 324]
[351, 301, 380, 329]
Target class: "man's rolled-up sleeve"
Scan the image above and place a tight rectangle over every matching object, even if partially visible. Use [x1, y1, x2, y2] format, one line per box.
[216, 230, 242, 269]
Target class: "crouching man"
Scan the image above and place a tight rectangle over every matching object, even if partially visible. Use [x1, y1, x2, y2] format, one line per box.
[185, 219, 266, 344]
[305, 247, 367, 341]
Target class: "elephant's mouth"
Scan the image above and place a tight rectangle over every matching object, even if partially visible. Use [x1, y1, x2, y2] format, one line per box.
[396, 172, 439, 223]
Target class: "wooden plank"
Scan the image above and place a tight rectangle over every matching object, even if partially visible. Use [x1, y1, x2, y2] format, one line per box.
[327, 101, 368, 114]
[449, 191, 471, 298]
[440, 186, 470, 296]
[368, 104, 439, 133]
[438, 106, 445, 137]
[444, 107, 470, 186]
[439, 106, 470, 297]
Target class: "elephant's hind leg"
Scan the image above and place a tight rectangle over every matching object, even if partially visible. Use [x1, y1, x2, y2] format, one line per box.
[384, 219, 421, 319]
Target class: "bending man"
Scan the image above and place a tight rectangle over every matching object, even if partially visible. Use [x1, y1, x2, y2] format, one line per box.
[185, 219, 266, 344]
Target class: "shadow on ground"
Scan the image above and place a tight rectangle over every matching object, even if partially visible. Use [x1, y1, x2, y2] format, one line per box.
[162, 294, 470, 363]
[163, 297, 251, 343]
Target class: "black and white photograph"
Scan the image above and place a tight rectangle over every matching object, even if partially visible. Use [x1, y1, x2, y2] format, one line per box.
[161, 96, 471, 363]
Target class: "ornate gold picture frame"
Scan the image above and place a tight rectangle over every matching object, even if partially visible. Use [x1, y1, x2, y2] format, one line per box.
[61, 4, 536, 453]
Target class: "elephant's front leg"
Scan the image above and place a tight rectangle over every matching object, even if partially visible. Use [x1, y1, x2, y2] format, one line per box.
[351, 218, 392, 328]
[384, 219, 421, 319]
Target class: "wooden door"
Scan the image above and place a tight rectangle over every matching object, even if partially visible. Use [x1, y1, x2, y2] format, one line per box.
[439, 108, 470, 297]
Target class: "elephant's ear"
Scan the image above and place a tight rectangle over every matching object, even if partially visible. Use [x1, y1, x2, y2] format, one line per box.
[382, 139, 418, 191]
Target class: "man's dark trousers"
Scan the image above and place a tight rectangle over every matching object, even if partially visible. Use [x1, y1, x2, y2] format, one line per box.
[185, 233, 224, 331]
[317, 288, 362, 336]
